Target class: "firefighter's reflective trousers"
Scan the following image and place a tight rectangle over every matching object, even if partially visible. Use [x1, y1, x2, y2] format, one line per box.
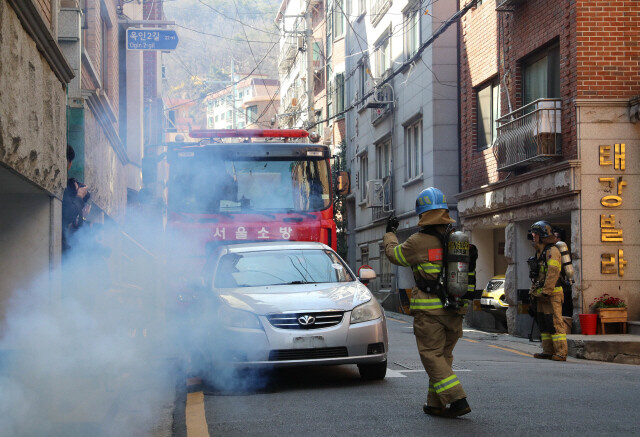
[413, 311, 467, 407]
[535, 291, 567, 358]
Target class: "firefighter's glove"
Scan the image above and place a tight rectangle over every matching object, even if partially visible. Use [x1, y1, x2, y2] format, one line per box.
[386, 216, 399, 233]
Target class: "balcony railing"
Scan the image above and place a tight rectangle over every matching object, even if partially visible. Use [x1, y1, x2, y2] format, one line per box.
[278, 35, 298, 71]
[370, 86, 392, 124]
[494, 98, 562, 172]
[371, 176, 393, 222]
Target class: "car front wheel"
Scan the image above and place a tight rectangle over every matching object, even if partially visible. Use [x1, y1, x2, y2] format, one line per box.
[358, 360, 387, 380]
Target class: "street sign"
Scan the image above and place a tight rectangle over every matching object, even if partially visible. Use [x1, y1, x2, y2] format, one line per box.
[126, 29, 179, 51]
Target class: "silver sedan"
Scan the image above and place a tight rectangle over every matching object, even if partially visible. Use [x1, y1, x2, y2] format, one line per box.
[191, 241, 388, 381]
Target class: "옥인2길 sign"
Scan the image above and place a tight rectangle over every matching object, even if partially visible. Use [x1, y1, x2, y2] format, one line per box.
[126, 29, 179, 51]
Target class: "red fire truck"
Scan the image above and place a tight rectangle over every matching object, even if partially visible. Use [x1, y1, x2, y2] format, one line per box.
[165, 129, 343, 265]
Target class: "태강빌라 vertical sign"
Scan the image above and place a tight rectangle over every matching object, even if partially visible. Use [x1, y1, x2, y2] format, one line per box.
[598, 144, 628, 276]
[126, 29, 179, 51]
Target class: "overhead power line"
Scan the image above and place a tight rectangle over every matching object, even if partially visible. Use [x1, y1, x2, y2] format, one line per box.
[164, 39, 279, 112]
[197, 0, 281, 37]
[309, 0, 478, 129]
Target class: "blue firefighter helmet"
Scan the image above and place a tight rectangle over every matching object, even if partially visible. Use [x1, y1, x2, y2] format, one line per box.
[528, 220, 553, 239]
[415, 187, 448, 216]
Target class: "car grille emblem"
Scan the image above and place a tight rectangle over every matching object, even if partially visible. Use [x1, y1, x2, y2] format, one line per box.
[298, 315, 316, 326]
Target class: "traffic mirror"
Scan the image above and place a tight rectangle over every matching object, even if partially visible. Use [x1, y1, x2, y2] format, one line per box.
[336, 171, 350, 196]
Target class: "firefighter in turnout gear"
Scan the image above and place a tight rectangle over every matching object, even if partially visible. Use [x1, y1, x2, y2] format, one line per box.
[383, 187, 471, 418]
[528, 221, 568, 361]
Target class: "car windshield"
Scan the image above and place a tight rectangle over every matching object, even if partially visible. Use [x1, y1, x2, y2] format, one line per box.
[168, 155, 331, 214]
[214, 249, 354, 288]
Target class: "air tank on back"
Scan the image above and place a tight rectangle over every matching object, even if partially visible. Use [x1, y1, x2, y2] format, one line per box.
[555, 240, 574, 281]
[446, 231, 469, 297]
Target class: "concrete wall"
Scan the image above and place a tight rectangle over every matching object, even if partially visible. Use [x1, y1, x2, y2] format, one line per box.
[0, 1, 69, 333]
[0, 188, 54, 326]
[0, 1, 68, 198]
[578, 101, 640, 319]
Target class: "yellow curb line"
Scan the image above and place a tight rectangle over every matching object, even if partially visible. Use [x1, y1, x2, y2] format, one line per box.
[461, 338, 479, 343]
[387, 317, 409, 324]
[487, 344, 532, 357]
[186, 391, 210, 437]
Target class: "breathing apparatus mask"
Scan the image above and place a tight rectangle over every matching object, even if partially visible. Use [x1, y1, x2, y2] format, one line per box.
[527, 256, 540, 280]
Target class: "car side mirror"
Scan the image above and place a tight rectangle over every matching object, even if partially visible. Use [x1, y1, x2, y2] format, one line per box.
[358, 268, 376, 285]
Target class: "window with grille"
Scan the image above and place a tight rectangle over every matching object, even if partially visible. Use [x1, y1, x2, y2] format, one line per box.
[360, 245, 369, 268]
[404, 4, 420, 59]
[333, 0, 345, 39]
[523, 44, 560, 106]
[374, 30, 391, 78]
[376, 140, 391, 179]
[370, 0, 392, 26]
[246, 105, 258, 124]
[405, 119, 422, 181]
[335, 73, 345, 115]
[359, 153, 369, 202]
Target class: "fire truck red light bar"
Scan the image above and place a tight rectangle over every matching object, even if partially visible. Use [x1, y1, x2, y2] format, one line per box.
[189, 129, 309, 139]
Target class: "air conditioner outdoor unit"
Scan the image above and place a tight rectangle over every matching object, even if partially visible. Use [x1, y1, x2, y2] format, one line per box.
[366, 179, 384, 208]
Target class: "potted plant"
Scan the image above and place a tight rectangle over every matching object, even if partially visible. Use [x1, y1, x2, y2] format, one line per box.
[591, 293, 628, 334]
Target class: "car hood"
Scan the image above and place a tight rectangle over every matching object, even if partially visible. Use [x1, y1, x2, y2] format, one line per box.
[215, 282, 373, 314]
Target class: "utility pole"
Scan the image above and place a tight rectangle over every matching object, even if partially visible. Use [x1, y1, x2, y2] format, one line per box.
[231, 58, 237, 129]
[305, 1, 314, 128]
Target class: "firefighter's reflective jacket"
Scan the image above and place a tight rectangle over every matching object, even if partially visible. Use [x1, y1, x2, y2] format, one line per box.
[530, 243, 563, 298]
[383, 209, 467, 315]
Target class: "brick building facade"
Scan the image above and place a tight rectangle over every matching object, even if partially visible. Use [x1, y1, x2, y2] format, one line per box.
[457, 0, 639, 335]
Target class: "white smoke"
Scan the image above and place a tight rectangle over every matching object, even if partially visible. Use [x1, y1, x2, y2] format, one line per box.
[0, 206, 272, 436]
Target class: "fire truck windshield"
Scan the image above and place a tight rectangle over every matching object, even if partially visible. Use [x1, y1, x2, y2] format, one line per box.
[168, 155, 331, 214]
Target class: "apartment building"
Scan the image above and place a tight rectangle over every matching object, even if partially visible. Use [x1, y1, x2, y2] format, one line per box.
[204, 76, 279, 130]
[343, 0, 460, 301]
[457, 0, 640, 335]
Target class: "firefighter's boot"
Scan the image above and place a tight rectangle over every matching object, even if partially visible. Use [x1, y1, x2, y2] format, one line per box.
[533, 353, 552, 359]
[444, 398, 471, 418]
[423, 404, 446, 417]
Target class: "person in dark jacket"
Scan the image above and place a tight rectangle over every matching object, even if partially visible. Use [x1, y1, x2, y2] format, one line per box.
[62, 178, 90, 253]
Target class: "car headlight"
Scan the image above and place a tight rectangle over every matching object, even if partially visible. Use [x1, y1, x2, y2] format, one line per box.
[218, 306, 263, 330]
[351, 298, 383, 324]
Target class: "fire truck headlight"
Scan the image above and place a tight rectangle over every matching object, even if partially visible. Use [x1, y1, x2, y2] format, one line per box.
[351, 299, 383, 324]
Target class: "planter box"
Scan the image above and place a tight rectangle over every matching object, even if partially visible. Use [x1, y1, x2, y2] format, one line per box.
[595, 307, 628, 334]
[596, 307, 627, 321]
